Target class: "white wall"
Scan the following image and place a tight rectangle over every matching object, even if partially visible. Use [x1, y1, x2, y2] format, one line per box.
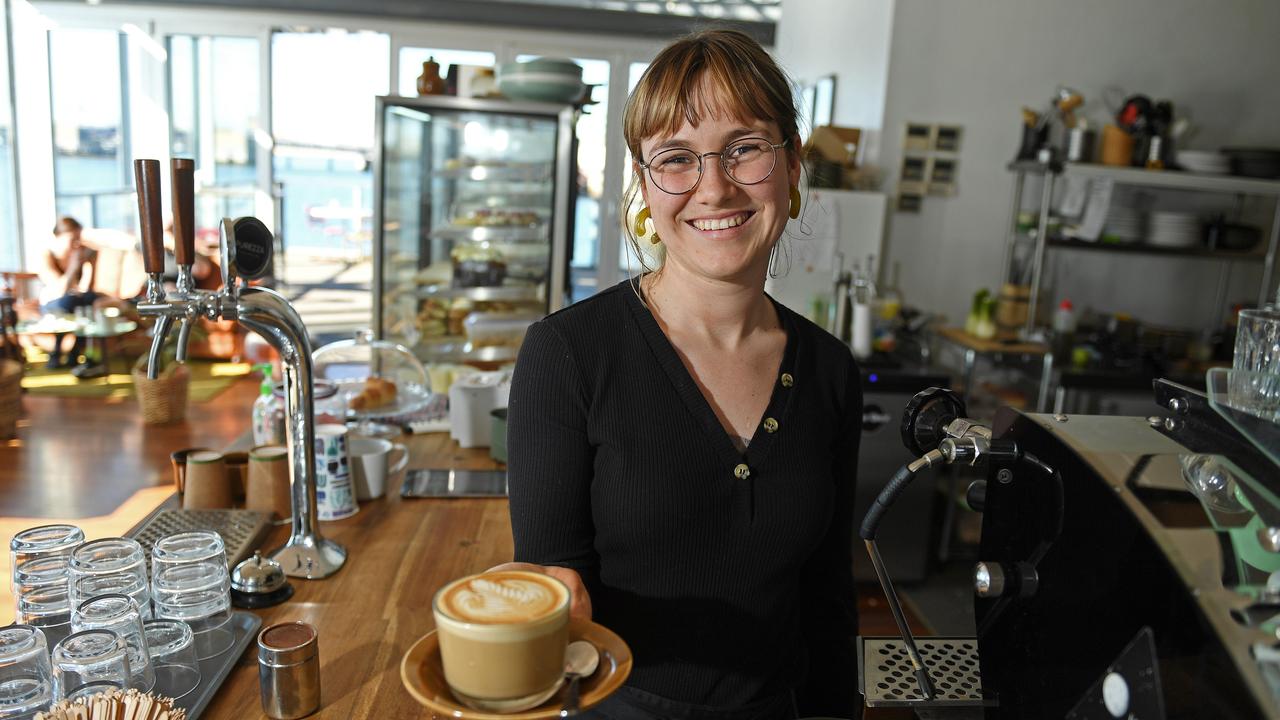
[877, 0, 1279, 329]
[776, 0, 895, 161]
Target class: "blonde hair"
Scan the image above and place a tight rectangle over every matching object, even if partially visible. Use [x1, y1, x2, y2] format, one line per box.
[621, 29, 800, 274]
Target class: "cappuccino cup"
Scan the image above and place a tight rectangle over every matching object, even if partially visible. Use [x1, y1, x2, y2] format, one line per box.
[432, 570, 570, 712]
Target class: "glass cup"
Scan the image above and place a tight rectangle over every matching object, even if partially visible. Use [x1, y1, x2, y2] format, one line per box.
[12, 557, 75, 650]
[67, 539, 151, 620]
[10, 525, 85, 648]
[9, 525, 84, 590]
[1235, 308, 1280, 375]
[151, 531, 228, 575]
[143, 620, 200, 700]
[71, 594, 154, 692]
[152, 561, 233, 660]
[0, 625, 53, 719]
[50, 630, 130, 702]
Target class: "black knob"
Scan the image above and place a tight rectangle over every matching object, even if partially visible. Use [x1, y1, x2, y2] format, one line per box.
[900, 387, 967, 457]
[965, 480, 986, 512]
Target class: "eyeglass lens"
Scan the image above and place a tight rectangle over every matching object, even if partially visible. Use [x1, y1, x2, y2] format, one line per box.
[647, 138, 779, 194]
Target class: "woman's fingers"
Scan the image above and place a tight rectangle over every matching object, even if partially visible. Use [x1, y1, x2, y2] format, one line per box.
[484, 562, 593, 622]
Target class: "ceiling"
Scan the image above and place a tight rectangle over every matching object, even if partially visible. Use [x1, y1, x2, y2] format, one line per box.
[65, 0, 778, 42]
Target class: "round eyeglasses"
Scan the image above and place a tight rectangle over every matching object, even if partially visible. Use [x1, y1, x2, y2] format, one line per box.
[638, 137, 791, 195]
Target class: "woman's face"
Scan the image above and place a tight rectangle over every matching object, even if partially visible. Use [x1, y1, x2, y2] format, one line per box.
[636, 104, 798, 286]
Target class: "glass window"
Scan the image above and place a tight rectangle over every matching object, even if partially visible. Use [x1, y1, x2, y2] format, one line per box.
[517, 55, 610, 304]
[270, 28, 388, 312]
[48, 28, 135, 233]
[272, 29, 389, 149]
[0, 3, 18, 269]
[168, 34, 261, 241]
[619, 61, 649, 275]
[397, 47, 495, 97]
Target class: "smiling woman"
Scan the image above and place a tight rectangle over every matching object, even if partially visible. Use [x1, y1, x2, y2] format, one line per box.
[506, 28, 864, 720]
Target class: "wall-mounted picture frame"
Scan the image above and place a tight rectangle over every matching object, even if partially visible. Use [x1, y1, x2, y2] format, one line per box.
[904, 122, 933, 152]
[935, 125, 963, 153]
[896, 192, 923, 213]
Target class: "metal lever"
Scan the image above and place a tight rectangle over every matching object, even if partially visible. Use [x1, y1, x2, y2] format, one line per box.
[171, 158, 197, 363]
[134, 159, 170, 379]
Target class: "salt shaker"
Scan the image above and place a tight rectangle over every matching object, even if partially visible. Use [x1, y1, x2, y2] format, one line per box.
[258, 621, 320, 719]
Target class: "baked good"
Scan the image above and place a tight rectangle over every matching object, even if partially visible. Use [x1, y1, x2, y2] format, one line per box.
[349, 377, 398, 411]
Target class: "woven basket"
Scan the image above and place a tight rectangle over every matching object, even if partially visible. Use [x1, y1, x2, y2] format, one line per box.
[0, 359, 20, 439]
[133, 363, 190, 425]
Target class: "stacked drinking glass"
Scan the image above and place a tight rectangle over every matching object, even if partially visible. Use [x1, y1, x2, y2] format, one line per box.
[9, 525, 86, 650]
[151, 531, 233, 660]
[0, 624, 54, 718]
[71, 594, 154, 693]
[67, 538, 152, 620]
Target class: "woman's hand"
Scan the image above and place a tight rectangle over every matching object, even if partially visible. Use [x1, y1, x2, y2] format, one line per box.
[486, 562, 592, 622]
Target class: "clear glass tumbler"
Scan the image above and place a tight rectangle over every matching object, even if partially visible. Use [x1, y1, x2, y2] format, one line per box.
[0, 625, 53, 719]
[1235, 308, 1280, 374]
[10, 525, 84, 651]
[71, 594, 154, 692]
[9, 525, 84, 589]
[143, 620, 200, 699]
[67, 538, 151, 620]
[50, 630, 130, 703]
[12, 557, 74, 650]
[152, 561, 233, 660]
[151, 531, 229, 592]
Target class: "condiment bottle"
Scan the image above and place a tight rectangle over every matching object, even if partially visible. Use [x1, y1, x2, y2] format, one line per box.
[258, 621, 320, 719]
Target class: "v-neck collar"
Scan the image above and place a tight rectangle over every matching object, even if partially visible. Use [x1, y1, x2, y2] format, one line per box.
[622, 278, 800, 473]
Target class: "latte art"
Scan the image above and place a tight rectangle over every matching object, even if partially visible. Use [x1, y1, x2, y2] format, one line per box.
[440, 572, 566, 624]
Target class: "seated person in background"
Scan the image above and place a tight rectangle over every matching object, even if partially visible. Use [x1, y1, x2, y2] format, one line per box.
[37, 216, 109, 367]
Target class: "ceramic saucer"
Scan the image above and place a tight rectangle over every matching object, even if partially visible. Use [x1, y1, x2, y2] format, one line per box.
[401, 619, 632, 719]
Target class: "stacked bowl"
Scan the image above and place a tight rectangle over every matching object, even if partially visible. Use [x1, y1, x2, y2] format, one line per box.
[497, 58, 584, 104]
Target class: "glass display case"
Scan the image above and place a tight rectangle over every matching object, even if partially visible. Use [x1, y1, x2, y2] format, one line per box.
[373, 95, 576, 364]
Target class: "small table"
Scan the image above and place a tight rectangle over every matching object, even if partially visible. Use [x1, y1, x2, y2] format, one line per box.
[17, 316, 139, 379]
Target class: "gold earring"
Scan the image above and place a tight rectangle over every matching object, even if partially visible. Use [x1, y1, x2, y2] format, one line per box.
[635, 206, 660, 244]
[789, 186, 801, 219]
[634, 206, 651, 237]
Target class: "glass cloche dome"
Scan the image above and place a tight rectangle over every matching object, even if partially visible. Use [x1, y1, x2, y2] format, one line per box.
[312, 329, 431, 420]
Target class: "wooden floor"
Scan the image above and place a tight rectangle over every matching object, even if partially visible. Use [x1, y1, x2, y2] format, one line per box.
[0, 373, 923, 718]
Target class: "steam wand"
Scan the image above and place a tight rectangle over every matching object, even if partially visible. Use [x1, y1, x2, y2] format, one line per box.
[133, 158, 347, 579]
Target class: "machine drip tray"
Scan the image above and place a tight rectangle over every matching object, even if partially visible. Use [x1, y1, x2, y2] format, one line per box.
[858, 636, 992, 710]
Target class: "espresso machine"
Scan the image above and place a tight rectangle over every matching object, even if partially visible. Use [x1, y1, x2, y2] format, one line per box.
[858, 380, 1280, 718]
[133, 158, 346, 579]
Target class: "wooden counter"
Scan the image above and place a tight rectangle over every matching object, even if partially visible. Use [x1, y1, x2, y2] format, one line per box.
[203, 432, 513, 719]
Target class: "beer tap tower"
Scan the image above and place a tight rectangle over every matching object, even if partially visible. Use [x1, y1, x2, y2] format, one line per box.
[134, 158, 347, 579]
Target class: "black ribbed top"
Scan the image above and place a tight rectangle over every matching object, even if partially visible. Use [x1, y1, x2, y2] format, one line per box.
[507, 280, 862, 717]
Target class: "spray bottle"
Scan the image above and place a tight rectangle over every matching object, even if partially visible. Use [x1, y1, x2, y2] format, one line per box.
[251, 363, 279, 446]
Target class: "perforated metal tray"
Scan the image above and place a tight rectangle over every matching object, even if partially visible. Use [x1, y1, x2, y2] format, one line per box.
[858, 636, 990, 708]
[128, 508, 271, 577]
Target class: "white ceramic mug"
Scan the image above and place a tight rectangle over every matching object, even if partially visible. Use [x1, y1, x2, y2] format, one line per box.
[349, 436, 409, 501]
[314, 424, 358, 520]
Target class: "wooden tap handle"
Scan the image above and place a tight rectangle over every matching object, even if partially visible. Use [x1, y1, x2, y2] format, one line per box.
[171, 158, 196, 267]
[134, 159, 165, 274]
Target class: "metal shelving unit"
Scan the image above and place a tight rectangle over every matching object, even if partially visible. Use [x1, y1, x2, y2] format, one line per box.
[1005, 160, 1280, 333]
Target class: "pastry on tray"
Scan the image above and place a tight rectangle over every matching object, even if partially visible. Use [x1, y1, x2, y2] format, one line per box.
[349, 377, 398, 411]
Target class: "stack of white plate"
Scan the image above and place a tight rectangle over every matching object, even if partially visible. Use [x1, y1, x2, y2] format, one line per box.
[1177, 150, 1231, 175]
[1103, 207, 1144, 243]
[1147, 211, 1202, 248]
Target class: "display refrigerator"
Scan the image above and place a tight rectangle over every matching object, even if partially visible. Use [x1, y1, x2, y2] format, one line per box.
[373, 95, 576, 365]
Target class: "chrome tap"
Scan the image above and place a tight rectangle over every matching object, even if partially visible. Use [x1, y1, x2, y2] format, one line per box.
[133, 158, 347, 579]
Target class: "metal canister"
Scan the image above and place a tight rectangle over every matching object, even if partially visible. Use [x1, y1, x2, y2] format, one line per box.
[257, 621, 320, 719]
